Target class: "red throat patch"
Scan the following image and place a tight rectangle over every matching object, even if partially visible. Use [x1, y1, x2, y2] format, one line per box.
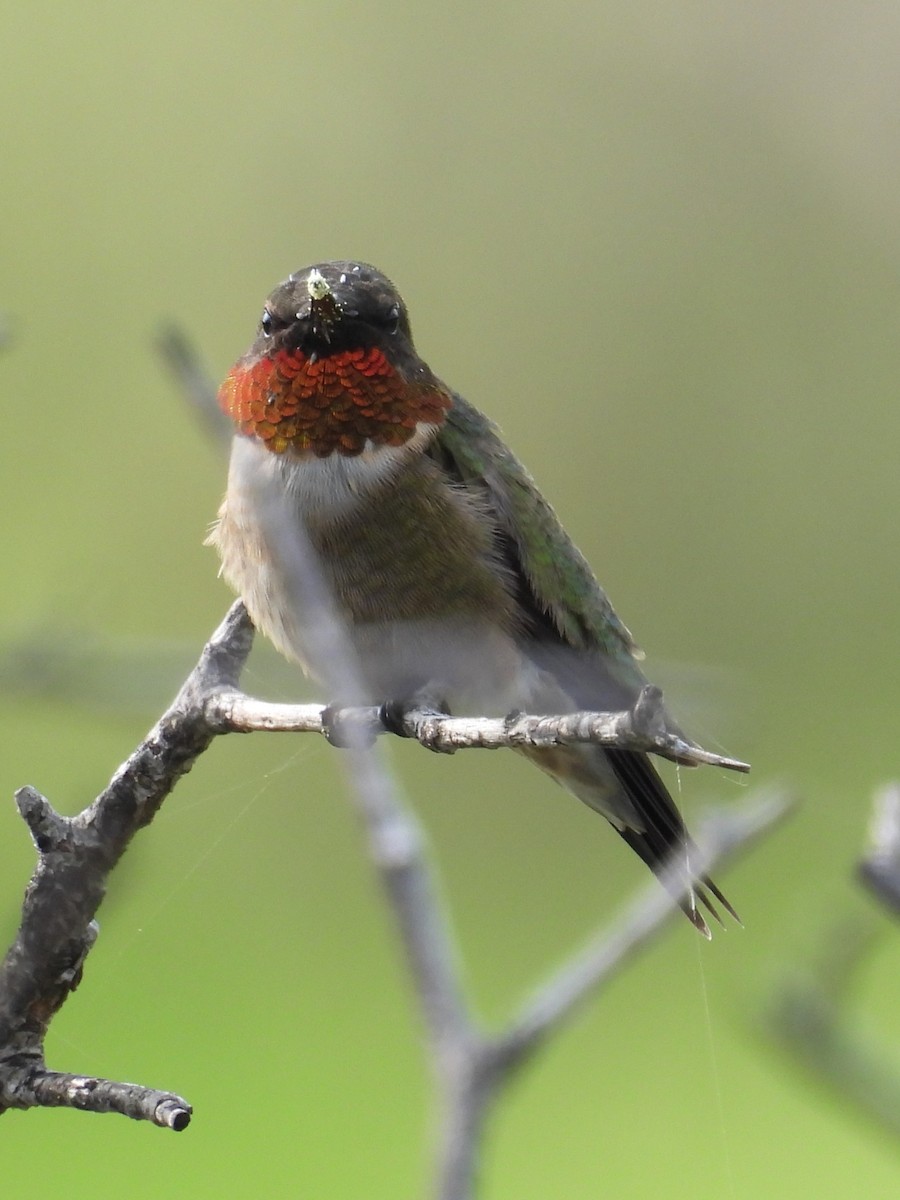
[218, 345, 452, 457]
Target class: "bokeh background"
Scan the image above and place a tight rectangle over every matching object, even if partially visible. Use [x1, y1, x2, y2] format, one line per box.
[2, 3, 899, 1196]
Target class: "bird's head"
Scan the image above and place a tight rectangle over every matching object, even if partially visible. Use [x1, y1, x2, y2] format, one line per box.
[218, 262, 452, 457]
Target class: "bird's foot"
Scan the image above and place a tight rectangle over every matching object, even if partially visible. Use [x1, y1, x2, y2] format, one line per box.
[379, 692, 453, 752]
[630, 685, 666, 739]
[379, 698, 414, 739]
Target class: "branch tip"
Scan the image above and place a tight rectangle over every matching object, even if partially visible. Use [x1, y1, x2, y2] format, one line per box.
[858, 782, 900, 915]
[194, 600, 255, 691]
[156, 1097, 193, 1131]
[14, 786, 71, 851]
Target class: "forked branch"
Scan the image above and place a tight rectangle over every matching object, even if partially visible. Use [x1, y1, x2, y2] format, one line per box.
[0, 600, 779, 1198]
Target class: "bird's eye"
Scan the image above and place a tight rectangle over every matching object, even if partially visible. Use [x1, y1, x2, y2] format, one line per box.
[384, 304, 401, 335]
[260, 309, 274, 337]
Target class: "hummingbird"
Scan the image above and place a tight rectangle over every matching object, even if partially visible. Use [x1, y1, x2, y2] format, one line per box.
[210, 260, 736, 935]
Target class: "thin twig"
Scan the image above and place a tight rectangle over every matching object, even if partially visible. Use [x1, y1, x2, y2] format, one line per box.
[156, 324, 231, 445]
[202, 493, 761, 1200]
[209, 688, 749, 772]
[763, 784, 900, 1146]
[493, 791, 790, 1070]
[4, 1068, 191, 1130]
[253, 500, 476, 1055]
[858, 782, 900, 915]
[424, 791, 791, 1200]
[764, 913, 900, 1142]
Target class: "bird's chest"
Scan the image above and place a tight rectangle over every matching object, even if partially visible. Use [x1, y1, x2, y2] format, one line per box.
[212, 436, 517, 690]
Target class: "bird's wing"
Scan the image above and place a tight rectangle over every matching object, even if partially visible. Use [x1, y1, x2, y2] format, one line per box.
[430, 393, 650, 706]
[430, 396, 735, 933]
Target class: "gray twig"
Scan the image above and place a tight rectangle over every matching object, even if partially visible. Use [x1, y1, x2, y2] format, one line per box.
[762, 784, 900, 1146]
[3, 1067, 191, 1130]
[492, 792, 789, 1071]
[427, 791, 789, 1200]
[156, 324, 231, 445]
[764, 912, 900, 1142]
[209, 688, 749, 772]
[858, 782, 900, 915]
[0, 602, 254, 1129]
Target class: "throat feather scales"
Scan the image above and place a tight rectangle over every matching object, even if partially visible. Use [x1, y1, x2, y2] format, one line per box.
[218, 346, 452, 457]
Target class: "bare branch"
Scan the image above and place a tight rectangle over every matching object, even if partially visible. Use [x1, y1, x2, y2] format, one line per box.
[425, 791, 791, 1199]
[764, 913, 900, 1142]
[858, 782, 900, 915]
[492, 791, 791, 1071]
[0, 602, 255, 1128]
[761, 784, 900, 1146]
[0, 589, 768, 1152]
[3, 1066, 191, 1130]
[156, 324, 231, 445]
[209, 686, 749, 772]
[7, 329, 763, 1189]
[241, 497, 476, 1055]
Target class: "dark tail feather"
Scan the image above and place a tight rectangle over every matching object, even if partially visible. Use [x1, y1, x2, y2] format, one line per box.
[701, 873, 742, 925]
[606, 748, 739, 936]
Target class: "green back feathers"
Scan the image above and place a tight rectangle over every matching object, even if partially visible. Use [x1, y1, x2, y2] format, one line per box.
[434, 395, 645, 681]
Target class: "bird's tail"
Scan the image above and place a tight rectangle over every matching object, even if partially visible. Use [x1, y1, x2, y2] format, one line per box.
[605, 748, 739, 938]
[520, 742, 738, 937]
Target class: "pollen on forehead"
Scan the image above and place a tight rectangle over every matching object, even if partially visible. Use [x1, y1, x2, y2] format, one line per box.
[306, 268, 330, 300]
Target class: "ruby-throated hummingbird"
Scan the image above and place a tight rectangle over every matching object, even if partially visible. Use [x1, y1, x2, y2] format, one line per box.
[210, 261, 735, 935]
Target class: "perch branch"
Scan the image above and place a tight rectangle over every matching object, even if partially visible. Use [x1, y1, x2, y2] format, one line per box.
[209, 687, 749, 772]
[0, 597, 761, 1143]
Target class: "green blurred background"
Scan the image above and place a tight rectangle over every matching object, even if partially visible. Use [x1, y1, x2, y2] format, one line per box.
[2, 2, 899, 1196]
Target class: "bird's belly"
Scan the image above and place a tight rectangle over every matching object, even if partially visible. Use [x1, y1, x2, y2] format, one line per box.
[212, 436, 522, 708]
